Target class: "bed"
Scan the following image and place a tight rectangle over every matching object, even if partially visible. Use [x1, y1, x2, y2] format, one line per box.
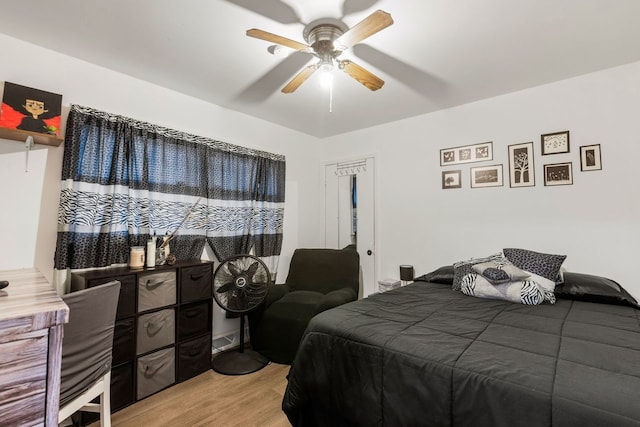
[282, 266, 640, 427]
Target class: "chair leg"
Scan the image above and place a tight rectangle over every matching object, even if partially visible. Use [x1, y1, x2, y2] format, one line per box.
[100, 371, 111, 427]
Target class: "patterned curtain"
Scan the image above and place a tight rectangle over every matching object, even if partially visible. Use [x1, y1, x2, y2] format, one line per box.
[54, 105, 285, 290]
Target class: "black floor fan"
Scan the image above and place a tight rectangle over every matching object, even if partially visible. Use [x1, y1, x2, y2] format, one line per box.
[211, 254, 270, 375]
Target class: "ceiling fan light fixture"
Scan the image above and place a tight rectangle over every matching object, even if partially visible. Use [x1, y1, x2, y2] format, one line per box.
[318, 65, 334, 86]
[247, 10, 393, 94]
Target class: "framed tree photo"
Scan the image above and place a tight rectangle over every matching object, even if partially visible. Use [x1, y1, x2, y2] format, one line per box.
[508, 142, 535, 187]
[580, 144, 602, 171]
[544, 162, 573, 186]
[442, 170, 462, 189]
[470, 164, 503, 188]
[541, 130, 570, 155]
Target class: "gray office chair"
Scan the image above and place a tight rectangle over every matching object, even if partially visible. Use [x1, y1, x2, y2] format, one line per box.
[59, 280, 120, 426]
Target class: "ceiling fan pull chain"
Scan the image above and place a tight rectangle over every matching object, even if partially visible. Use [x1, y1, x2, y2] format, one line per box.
[329, 80, 333, 113]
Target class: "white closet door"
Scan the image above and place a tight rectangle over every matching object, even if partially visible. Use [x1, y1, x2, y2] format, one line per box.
[325, 157, 376, 297]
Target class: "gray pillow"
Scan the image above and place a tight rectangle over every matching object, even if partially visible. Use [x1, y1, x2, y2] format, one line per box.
[452, 253, 503, 291]
[503, 248, 567, 281]
[472, 258, 530, 284]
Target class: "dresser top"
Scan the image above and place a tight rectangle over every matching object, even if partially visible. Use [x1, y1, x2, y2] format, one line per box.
[0, 268, 69, 338]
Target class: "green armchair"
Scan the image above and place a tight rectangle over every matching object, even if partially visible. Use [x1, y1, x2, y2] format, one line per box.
[248, 248, 360, 364]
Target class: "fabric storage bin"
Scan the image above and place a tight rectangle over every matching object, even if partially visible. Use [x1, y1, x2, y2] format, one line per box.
[113, 317, 135, 365]
[88, 274, 136, 319]
[178, 300, 211, 341]
[138, 271, 176, 312]
[80, 361, 134, 425]
[180, 264, 212, 303]
[177, 334, 212, 382]
[136, 308, 175, 355]
[137, 347, 175, 400]
[112, 361, 135, 410]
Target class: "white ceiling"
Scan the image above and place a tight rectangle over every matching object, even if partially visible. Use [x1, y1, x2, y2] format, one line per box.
[1, 0, 640, 138]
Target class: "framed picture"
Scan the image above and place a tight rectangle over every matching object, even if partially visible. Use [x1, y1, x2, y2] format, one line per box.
[544, 162, 573, 186]
[541, 130, 570, 155]
[0, 81, 63, 136]
[470, 164, 503, 188]
[508, 142, 535, 187]
[440, 142, 493, 166]
[580, 144, 602, 171]
[442, 170, 462, 189]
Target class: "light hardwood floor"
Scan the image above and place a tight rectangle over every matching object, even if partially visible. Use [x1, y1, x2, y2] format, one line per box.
[92, 363, 292, 427]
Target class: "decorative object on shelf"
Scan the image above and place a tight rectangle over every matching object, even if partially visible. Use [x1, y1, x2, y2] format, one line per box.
[580, 144, 602, 171]
[440, 141, 493, 166]
[400, 265, 414, 286]
[146, 235, 156, 268]
[165, 253, 177, 266]
[541, 130, 570, 155]
[508, 141, 535, 187]
[156, 197, 202, 265]
[470, 164, 504, 188]
[442, 170, 462, 189]
[212, 254, 271, 375]
[0, 81, 62, 136]
[544, 162, 573, 186]
[129, 246, 145, 268]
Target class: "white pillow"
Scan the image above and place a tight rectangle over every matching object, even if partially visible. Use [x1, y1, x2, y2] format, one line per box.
[525, 271, 556, 293]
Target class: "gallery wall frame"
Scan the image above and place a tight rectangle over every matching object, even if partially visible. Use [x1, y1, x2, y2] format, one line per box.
[544, 162, 573, 186]
[541, 130, 570, 155]
[440, 141, 493, 166]
[580, 144, 602, 171]
[442, 170, 462, 189]
[508, 142, 535, 188]
[470, 164, 503, 188]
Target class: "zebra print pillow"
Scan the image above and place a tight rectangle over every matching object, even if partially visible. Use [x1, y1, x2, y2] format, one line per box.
[460, 273, 556, 305]
[452, 253, 503, 291]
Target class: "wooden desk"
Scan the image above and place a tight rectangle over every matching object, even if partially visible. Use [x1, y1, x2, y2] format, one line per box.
[0, 269, 69, 427]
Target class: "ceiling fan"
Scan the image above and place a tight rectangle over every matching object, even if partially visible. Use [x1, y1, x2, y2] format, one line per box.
[246, 10, 393, 93]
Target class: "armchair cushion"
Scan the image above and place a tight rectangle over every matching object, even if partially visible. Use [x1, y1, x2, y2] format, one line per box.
[286, 248, 359, 295]
[315, 287, 357, 314]
[264, 284, 290, 308]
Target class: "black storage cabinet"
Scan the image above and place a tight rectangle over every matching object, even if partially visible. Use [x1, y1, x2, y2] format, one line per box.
[71, 260, 213, 423]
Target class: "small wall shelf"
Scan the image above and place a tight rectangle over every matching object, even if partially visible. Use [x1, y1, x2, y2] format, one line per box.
[0, 126, 63, 147]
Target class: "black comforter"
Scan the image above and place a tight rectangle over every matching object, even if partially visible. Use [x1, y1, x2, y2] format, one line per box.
[282, 282, 640, 426]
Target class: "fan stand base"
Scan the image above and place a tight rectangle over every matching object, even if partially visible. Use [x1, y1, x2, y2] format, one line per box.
[211, 347, 269, 375]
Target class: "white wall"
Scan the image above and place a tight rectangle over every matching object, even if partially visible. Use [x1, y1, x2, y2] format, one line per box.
[322, 61, 640, 299]
[0, 144, 48, 269]
[3, 30, 639, 322]
[0, 33, 324, 337]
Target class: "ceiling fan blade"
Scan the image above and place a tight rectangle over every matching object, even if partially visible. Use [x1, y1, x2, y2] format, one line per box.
[224, 0, 301, 25]
[333, 10, 393, 51]
[247, 28, 311, 51]
[281, 65, 317, 93]
[342, 0, 381, 18]
[339, 60, 384, 91]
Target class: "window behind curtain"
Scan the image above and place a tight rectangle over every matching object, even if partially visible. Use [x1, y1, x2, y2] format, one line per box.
[55, 105, 285, 280]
